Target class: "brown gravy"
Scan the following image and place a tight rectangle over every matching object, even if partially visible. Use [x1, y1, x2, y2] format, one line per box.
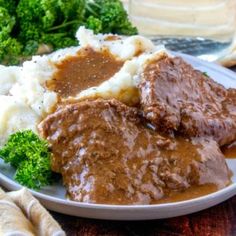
[39, 99, 231, 205]
[222, 141, 236, 159]
[157, 184, 218, 204]
[46, 47, 123, 98]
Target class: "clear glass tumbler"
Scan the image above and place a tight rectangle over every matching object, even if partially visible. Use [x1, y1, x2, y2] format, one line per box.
[129, 0, 236, 61]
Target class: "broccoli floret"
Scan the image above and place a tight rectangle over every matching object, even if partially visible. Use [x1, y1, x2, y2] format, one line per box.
[40, 0, 60, 29]
[18, 23, 42, 42]
[86, 0, 138, 35]
[16, 0, 84, 50]
[0, 130, 53, 189]
[47, 0, 86, 36]
[0, 0, 138, 65]
[58, 0, 86, 21]
[0, 6, 16, 35]
[41, 33, 77, 50]
[17, 0, 85, 38]
[17, 0, 58, 30]
[0, 0, 18, 15]
[23, 40, 39, 56]
[0, 36, 23, 65]
[17, 0, 43, 23]
[85, 16, 102, 34]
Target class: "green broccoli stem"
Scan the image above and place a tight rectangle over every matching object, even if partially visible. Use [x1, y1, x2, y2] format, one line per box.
[48, 20, 80, 31]
[85, 2, 100, 17]
[44, 32, 68, 37]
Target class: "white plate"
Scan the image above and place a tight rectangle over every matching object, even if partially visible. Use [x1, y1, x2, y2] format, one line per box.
[0, 53, 236, 220]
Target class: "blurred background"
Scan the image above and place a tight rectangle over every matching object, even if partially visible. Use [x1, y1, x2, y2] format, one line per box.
[123, 0, 236, 61]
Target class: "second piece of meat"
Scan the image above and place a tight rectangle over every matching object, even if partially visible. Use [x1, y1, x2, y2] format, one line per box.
[139, 54, 236, 146]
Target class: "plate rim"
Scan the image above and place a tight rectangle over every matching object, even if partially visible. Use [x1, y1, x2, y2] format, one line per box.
[0, 169, 236, 210]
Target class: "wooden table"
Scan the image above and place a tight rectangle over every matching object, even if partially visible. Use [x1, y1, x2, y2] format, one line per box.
[51, 67, 236, 236]
[52, 196, 236, 235]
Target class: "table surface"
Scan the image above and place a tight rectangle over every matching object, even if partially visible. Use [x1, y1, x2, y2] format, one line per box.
[50, 66, 236, 236]
[52, 196, 236, 235]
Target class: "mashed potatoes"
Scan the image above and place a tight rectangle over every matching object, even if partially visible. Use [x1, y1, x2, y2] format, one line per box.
[0, 27, 166, 146]
[0, 96, 39, 146]
[0, 66, 22, 95]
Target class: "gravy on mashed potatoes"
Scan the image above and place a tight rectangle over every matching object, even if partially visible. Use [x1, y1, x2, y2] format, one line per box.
[46, 47, 124, 98]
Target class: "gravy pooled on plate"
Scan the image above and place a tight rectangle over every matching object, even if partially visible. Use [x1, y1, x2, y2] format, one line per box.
[46, 47, 124, 98]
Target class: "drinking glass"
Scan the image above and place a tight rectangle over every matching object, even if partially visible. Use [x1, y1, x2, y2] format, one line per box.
[129, 0, 236, 61]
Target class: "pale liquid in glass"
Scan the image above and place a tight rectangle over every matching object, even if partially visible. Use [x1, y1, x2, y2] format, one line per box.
[129, 0, 236, 61]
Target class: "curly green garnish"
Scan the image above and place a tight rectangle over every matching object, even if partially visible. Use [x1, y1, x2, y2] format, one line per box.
[0, 130, 53, 189]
